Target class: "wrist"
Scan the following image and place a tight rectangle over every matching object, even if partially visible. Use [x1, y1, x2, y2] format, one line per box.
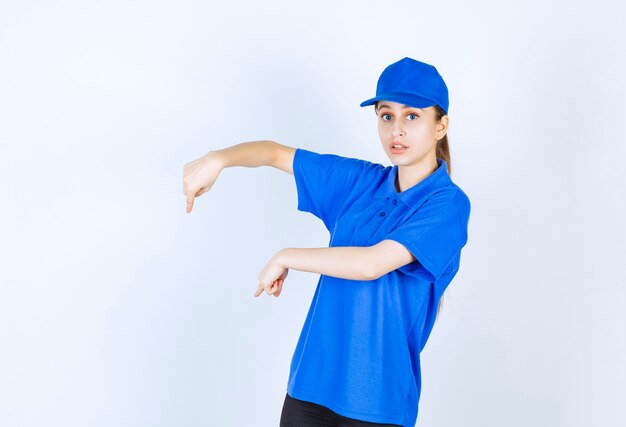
[206, 150, 226, 171]
[275, 248, 291, 269]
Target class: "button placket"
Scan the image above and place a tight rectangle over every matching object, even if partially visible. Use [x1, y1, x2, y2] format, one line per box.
[380, 196, 399, 217]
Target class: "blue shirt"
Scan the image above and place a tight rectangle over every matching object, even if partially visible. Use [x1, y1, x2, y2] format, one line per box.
[287, 148, 471, 427]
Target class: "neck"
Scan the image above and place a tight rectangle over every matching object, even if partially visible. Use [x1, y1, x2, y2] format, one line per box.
[395, 158, 439, 192]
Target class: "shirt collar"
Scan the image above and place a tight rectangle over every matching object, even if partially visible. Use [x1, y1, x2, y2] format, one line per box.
[373, 158, 452, 206]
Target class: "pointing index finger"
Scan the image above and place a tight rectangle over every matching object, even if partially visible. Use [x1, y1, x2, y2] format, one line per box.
[254, 283, 264, 297]
[186, 195, 194, 213]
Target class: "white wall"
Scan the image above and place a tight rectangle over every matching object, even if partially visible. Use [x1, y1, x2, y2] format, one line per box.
[0, 1, 624, 426]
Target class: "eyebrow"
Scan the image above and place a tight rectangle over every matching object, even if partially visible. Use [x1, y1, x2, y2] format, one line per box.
[377, 104, 423, 111]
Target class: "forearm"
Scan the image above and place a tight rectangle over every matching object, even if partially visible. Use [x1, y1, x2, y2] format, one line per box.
[211, 140, 278, 169]
[277, 246, 377, 281]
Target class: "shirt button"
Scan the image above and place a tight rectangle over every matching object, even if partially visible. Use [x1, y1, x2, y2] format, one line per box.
[392, 199, 397, 205]
[380, 212, 386, 217]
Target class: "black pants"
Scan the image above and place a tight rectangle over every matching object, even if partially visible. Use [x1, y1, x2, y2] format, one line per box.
[279, 392, 403, 427]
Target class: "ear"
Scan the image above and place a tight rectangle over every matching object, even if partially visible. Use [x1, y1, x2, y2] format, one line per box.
[436, 115, 449, 140]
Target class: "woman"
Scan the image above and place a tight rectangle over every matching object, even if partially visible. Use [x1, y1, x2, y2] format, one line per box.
[183, 57, 471, 427]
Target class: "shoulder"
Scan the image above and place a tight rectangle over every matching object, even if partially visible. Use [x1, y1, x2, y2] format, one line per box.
[295, 148, 385, 178]
[427, 182, 470, 215]
[411, 183, 471, 231]
[295, 147, 380, 166]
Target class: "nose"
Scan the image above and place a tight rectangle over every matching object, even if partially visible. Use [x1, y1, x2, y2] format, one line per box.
[392, 122, 405, 137]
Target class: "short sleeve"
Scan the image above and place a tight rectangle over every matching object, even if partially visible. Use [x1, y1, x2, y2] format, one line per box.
[293, 148, 374, 232]
[385, 194, 470, 281]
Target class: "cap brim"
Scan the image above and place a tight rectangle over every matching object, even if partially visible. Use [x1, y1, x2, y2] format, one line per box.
[359, 92, 439, 109]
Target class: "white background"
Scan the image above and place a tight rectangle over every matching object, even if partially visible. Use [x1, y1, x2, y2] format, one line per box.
[1, 1, 625, 426]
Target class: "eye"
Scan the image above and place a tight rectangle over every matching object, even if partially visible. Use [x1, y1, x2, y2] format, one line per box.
[381, 113, 392, 121]
[407, 113, 419, 120]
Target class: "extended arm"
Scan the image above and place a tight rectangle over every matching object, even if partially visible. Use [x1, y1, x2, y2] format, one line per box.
[275, 239, 415, 281]
[211, 140, 296, 174]
[183, 140, 296, 212]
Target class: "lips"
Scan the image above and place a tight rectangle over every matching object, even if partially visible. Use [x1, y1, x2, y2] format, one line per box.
[390, 143, 408, 154]
[390, 142, 408, 149]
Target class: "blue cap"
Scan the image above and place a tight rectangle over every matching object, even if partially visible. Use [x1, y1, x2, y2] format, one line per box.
[360, 57, 449, 114]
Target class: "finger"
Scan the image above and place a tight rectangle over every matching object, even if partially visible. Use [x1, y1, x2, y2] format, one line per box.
[254, 284, 264, 297]
[273, 280, 284, 297]
[186, 195, 194, 213]
[274, 282, 283, 297]
[254, 283, 265, 297]
[267, 281, 279, 295]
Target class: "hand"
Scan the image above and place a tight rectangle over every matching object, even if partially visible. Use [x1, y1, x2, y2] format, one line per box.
[183, 151, 222, 213]
[255, 251, 289, 298]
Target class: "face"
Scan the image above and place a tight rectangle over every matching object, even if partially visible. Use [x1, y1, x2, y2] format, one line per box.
[376, 100, 447, 167]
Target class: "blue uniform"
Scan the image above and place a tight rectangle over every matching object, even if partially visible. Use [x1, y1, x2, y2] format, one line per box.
[287, 147, 471, 427]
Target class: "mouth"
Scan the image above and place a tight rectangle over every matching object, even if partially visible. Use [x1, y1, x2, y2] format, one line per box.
[390, 143, 408, 153]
